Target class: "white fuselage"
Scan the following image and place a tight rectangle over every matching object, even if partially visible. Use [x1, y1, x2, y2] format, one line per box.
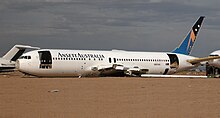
[17, 49, 197, 77]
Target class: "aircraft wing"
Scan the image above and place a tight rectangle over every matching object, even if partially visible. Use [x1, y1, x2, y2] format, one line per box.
[2, 45, 40, 61]
[187, 56, 220, 65]
[94, 64, 148, 76]
[95, 63, 208, 77]
[14, 45, 40, 50]
[96, 64, 126, 71]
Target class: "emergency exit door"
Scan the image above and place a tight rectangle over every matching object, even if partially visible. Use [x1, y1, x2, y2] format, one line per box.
[38, 51, 52, 69]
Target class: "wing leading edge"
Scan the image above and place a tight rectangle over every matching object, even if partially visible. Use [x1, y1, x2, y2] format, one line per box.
[187, 56, 220, 65]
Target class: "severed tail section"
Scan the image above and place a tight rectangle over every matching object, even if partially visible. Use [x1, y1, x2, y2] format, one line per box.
[172, 16, 205, 55]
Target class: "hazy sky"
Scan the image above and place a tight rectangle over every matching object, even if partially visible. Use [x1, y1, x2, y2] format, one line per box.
[0, 0, 219, 57]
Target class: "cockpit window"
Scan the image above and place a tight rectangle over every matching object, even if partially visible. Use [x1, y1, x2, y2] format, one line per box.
[20, 56, 31, 59]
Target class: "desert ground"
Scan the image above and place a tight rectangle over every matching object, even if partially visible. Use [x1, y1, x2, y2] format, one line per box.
[1, 71, 220, 118]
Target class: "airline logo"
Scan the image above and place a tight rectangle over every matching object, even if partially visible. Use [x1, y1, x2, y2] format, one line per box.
[58, 52, 105, 59]
[187, 30, 196, 54]
[172, 16, 205, 55]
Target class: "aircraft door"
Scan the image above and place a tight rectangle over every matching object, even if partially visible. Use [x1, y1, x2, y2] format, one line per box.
[38, 51, 52, 69]
[167, 54, 179, 70]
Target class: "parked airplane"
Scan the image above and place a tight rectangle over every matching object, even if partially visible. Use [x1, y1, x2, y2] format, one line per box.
[16, 16, 220, 77]
[0, 45, 40, 72]
[208, 50, 220, 68]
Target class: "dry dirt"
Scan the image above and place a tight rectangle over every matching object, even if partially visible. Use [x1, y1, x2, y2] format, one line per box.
[1, 72, 220, 118]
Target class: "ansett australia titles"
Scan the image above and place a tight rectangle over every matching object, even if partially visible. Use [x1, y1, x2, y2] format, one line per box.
[58, 52, 105, 59]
